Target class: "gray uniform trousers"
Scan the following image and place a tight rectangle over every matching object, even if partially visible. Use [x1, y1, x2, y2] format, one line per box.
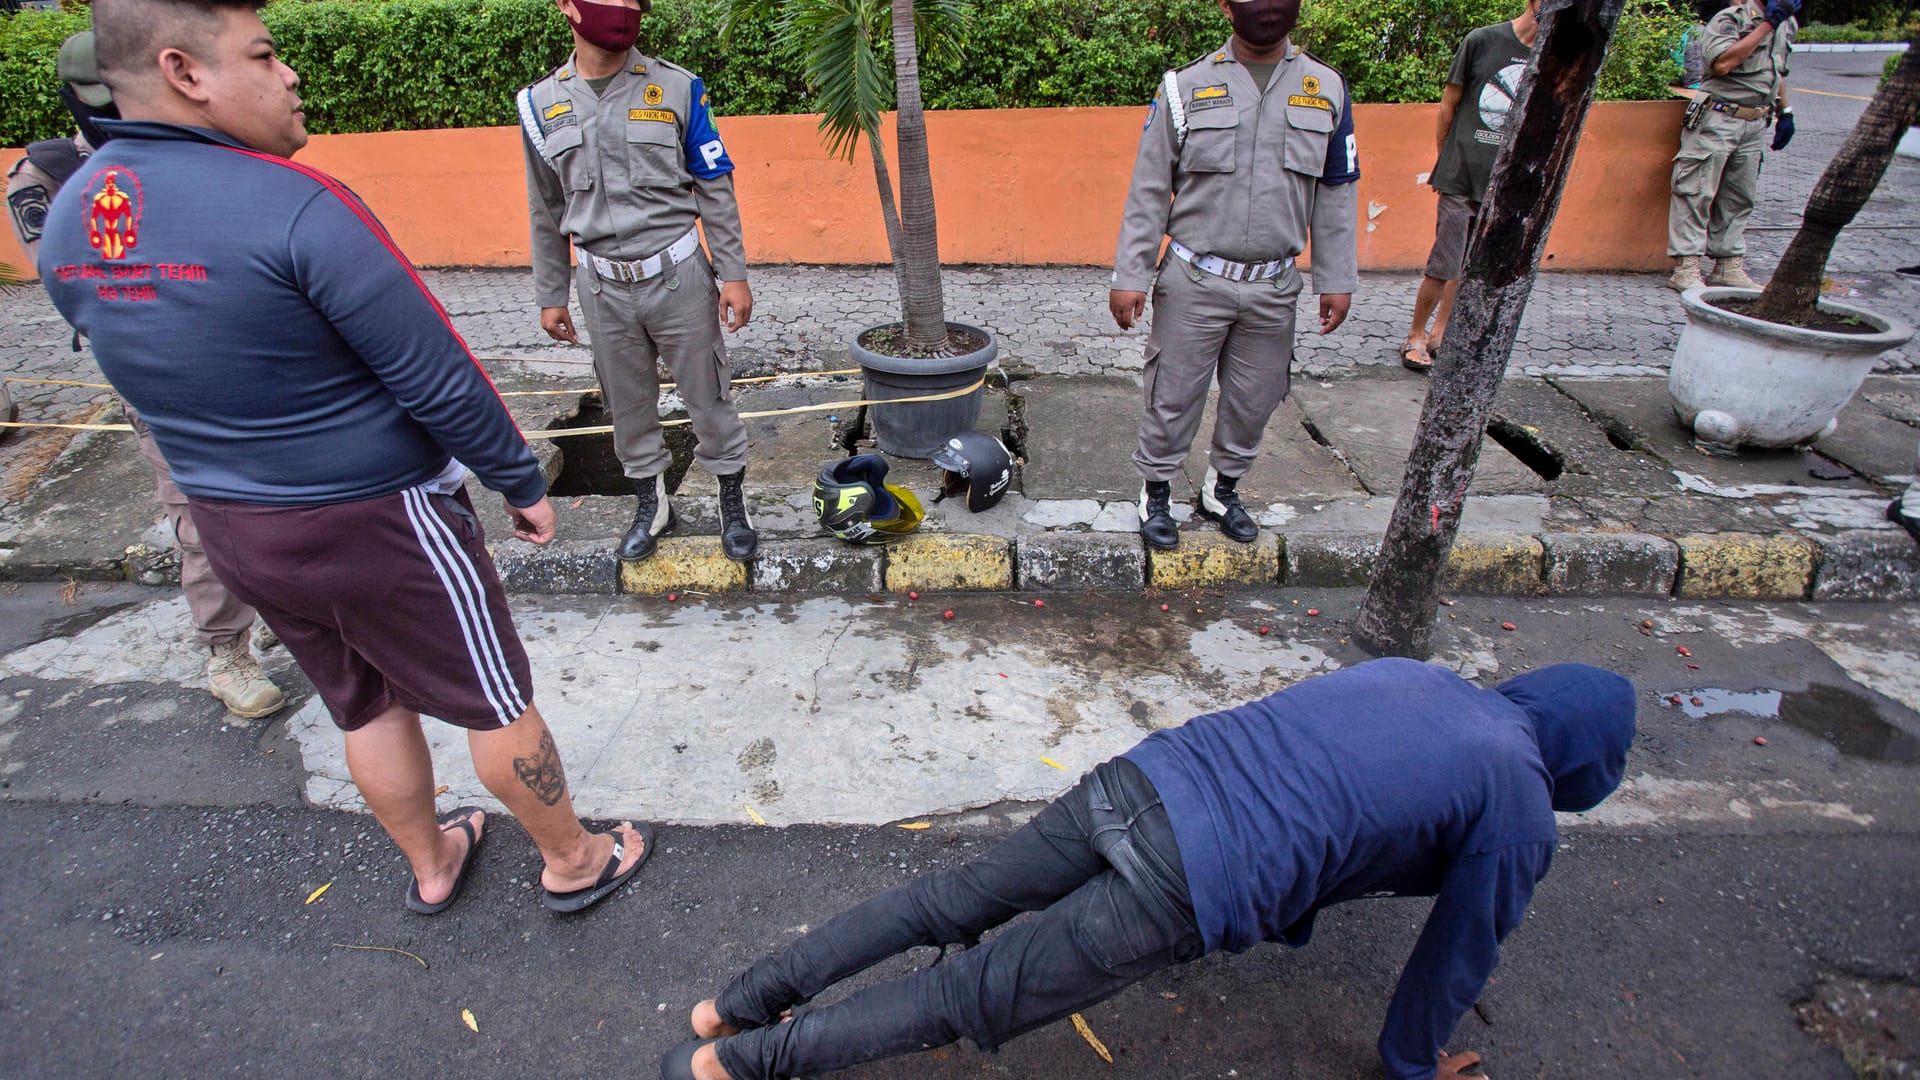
[575, 248, 748, 481]
[1667, 109, 1769, 259]
[128, 408, 257, 647]
[1133, 257, 1302, 482]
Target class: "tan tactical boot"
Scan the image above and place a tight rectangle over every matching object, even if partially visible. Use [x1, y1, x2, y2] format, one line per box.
[254, 622, 280, 651]
[1706, 255, 1760, 289]
[1668, 256, 1704, 292]
[208, 636, 287, 719]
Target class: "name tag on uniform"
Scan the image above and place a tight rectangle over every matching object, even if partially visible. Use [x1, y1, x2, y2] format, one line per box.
[1190, 84, 1233, 110]
[628, 108, 675, 123]
[1286, 95, 1331, 110]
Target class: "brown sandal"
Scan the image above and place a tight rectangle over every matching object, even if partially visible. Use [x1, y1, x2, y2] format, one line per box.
[1400, 341, 1434, 373]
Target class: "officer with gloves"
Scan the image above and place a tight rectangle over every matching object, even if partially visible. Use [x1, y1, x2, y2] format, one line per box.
[1109, 0, 1359, 551]
[519, 0, 759, 563]
[1666, 0, 1797, 292]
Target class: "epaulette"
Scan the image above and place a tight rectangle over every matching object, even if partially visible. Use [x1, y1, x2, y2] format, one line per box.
[1174, 50, 1214, 73]
[1296, 48, 1349, 90]
[649, 56, 695, 81]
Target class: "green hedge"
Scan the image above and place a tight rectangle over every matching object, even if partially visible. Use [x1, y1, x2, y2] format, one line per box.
[1, 0, 1690, 147]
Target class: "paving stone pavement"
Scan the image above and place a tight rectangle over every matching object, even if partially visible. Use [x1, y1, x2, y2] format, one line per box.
[4, 54, 1914, 518]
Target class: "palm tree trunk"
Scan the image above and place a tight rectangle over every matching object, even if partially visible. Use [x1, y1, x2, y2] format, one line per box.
[1750, 43, 1920, 325]
[867, 130, 914, 314]
[891, 0, 947, 351]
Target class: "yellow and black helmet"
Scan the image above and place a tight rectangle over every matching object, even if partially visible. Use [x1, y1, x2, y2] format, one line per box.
[813, 455, 925, 544]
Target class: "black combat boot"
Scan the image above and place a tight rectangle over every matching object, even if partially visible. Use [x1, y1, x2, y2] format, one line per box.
[717, 468, 758, 561]
[1138, 480, 1180, 550]
[1199, 467, 1258, 543]
[618, 474, 674, 561]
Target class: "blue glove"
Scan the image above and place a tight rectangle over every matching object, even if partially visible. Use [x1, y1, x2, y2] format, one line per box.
[1763, 0, 1799, 26]
[1772, 110, 1795, 150]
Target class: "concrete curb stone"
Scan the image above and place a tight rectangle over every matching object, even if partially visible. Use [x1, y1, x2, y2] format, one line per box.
[751, 539, 885, 593]
[1284, 531, 1380, 587]
[1016, 531, 1146, 591]
[884, 534, 1014, 593]
[493, 539, 620, 595]
[1147, 531, 1282, 589]
[1541, 532, 1680, 597]
[1443, 533, 1545, 595]
[1674, 532, 1817, 600]
[1809, 529, 1920, 600]
[619, 537, 750, 594]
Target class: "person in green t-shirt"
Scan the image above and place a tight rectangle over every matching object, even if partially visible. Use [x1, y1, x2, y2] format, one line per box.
[1399, 0, 1538, 373]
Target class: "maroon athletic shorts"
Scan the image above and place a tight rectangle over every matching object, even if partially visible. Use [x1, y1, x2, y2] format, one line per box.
[189, 484, 533, 731]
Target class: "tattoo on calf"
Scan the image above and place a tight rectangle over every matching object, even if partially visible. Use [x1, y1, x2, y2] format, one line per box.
[514, 730, 568, 806]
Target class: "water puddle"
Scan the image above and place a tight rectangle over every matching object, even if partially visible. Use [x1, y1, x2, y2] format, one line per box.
[1670, 684, 1920, 763]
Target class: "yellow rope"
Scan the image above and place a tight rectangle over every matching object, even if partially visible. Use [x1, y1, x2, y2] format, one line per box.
[3, 367, 867, 397]
[0, 373, 986, 439]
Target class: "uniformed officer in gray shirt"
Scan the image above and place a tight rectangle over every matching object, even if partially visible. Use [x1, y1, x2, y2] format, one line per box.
[1110, 0, 1360, 551]
[520, 0, 758, 562]
[1666, 0, 1796, 292]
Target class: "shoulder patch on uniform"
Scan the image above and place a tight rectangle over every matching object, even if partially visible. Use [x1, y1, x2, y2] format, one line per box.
[1296, 49, 1350, 88]
[1302, 75, 1320, 95]
[644, 83, 665, 106]
[628, 108, 674, 123]
[7, 182, 51, 246]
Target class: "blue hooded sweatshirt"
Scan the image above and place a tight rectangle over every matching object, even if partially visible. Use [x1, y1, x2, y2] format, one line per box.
[37, 121, 545, 508]
[1123, 658, 1635, 1080]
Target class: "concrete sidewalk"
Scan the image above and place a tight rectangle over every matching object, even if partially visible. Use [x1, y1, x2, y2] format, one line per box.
[2, 52, 1916, 599]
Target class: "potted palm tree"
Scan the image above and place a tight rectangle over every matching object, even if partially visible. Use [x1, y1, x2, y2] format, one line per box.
[725, 0, 995, 458]
[1668, 40, 1917, 451]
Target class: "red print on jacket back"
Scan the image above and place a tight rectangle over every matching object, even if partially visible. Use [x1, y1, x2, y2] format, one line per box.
[86, 167, 142, 260]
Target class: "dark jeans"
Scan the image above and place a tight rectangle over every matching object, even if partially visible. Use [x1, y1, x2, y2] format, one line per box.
[713, 758, 1204, 1080]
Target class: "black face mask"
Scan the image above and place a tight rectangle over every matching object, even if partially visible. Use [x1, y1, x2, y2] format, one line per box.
[1225, 0, 1300, 49]
[60, 85, 120, 150]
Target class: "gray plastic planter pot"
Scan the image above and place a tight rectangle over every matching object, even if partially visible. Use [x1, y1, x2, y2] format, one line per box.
[1669, 286, 1915, 451]
[850, 322, 999, 459]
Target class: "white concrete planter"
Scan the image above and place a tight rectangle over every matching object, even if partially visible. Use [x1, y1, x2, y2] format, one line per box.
[1668, 286, 1915, 451]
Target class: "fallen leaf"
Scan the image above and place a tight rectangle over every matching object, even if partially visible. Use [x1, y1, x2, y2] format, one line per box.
[433, 785, 450, 796]
[1070, 1013, 1113, 1064]
[896, 822, 931, 830]
[461, 1008, 479, 1033]
[332, 943, 429, 969]
[743, 804, 768, 826]
[305, 882, 332, 905]
[568, 497, 585, 509]
[1040, 756, 1068, 771]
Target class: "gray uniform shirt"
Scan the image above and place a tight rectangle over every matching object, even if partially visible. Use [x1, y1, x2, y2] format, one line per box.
[521, 51, 747, 309]
[1700, 3, 1794, 107]
[6, 132, 92, 263]
[1113, 40, 1361, 295]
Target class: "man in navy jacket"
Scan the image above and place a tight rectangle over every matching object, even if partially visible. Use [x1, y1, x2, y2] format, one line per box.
[667, 659, 1636, 1080]
[40, 0, 650, 915]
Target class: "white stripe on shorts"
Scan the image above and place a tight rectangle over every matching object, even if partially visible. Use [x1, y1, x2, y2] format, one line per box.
[400, 487, 527, 724]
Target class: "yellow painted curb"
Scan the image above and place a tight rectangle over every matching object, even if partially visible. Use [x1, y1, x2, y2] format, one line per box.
[884, 534, 1014, 592]
[1675, 532, 1814, 599]
[619, 537, 749, 594]
[1444, 533, 1545, 595]
[1148, 531, 1281, 589]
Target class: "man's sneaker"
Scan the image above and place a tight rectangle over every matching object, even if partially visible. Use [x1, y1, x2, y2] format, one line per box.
[1668, 256, 1704, 292]
[1138, 480, 1180, 550]
[208, 637, 286, 720]
[1197, 467, 1258, 543]
[1705, 255, 1760, 289]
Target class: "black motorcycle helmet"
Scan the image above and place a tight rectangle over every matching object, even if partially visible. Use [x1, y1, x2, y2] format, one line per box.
[931, 432, 1013, 513]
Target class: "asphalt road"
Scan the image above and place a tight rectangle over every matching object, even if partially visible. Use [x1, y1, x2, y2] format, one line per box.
[2, 582, 1916, 1078]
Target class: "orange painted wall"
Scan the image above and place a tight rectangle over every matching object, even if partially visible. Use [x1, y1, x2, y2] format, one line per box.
[1, 100, 1681, 280]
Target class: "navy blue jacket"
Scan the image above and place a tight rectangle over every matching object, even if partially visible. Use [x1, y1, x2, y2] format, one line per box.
[1124, 658, 1634, 1080]
[38, 121, 544, 508]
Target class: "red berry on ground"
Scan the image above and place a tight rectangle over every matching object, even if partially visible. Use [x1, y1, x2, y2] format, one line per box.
[1034, 600, 1045, 608]
[1754, 736, 1768, 746]
[667, 593, 677, 602]
[1502, 622, 1517, 631]
[1259, 625, 1270, 635]
[1690, 697, 1704, 706]
[943, 610, 954, 620]
[1668, 695, 1683, 705]
[1161, 603, 1170, 612]
[1677, 646, 1692, 657]
[1307, 608, 1320, 617]
[909, 591, 919, 600]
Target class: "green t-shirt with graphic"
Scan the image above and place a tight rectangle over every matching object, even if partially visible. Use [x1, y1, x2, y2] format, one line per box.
[1430, 22, 1532, 200]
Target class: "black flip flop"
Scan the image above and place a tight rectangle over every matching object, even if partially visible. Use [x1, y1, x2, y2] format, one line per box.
[542, 822, 655, 914]
[405, 808, 486, 915]
[659, 1036, 719, 1080]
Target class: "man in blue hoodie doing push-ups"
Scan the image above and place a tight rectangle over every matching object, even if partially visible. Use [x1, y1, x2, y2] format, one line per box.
[663, 658, 1637, 1080]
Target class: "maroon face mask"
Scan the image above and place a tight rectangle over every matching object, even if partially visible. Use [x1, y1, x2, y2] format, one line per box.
[1225, 0, 1300, 49]
[567, 0, 643, 53]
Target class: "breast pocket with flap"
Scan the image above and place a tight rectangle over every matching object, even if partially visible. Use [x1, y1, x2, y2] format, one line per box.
[1180, 108, 1239, 174]
[1283, 103, 1335, 177]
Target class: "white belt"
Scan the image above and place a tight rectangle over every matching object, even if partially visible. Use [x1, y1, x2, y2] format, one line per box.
[1168, 240, 1293, 282]
[584, 227, 702, 283]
